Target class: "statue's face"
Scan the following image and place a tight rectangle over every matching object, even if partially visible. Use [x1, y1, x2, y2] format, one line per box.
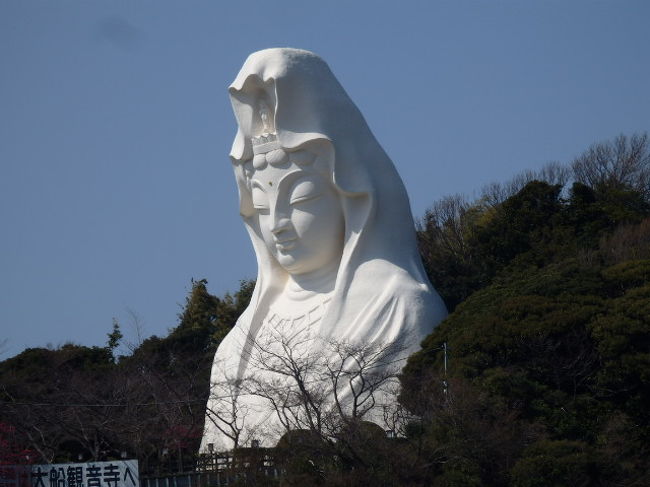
[249, 156, 344, 276]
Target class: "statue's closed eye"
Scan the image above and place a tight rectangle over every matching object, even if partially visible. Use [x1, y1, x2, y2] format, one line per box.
[252, 186, 269, 210]
[290, 180, 322, 205]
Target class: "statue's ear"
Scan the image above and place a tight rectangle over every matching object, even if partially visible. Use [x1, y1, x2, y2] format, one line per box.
[232, 159, 255, 218]
[331, 139, 372, 197]
[300, 139, 333, 177]
[297, 138, 369, 197]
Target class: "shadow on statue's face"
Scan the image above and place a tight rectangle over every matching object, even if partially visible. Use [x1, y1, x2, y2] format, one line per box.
[250, 157, 344, 276]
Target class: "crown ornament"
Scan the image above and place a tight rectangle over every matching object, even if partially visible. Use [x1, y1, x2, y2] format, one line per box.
[251, 100, 281, 155]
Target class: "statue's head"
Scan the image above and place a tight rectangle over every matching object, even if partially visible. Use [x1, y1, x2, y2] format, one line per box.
[229, 75, 345, 278]
[227, 48, 436, 315]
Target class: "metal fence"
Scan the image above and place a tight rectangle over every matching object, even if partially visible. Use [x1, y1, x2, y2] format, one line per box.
[142, 452, 279, 487]
[142, 470, 278, 487]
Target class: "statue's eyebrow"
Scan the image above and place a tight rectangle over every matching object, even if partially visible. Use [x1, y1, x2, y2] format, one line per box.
[276, 169, 306, 193]
[249, 169, 305, 193]
[250, 179, 268, 192]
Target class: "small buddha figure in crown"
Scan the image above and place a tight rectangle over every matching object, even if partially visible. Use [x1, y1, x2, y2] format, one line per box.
[258, 100, 272, 134]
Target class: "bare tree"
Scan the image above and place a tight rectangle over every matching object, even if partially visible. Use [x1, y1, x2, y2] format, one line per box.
[537, 160, 571, 187]
[598, 216, 650, 264]
[244, 324, 330, 436]
[572, 133, 650, 197]
[241, 323, 406, 443]
[325, 339, 404, 422]
[204, 377, 253, 449]
[0, 391, 64, 463]
[122, 343, 209, 471]
[480, 161, 570, 208]
[380, 381, 419, 438]
[0, 364, 121, 463]
[123, 308, 147, 354]
[418, 194, 472, 262]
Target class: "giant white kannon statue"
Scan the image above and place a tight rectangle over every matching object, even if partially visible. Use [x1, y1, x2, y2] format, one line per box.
[201, 48, 447, 451]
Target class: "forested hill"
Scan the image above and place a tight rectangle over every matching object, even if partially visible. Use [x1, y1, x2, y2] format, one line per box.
[1, 134, 649, 485]
[401, 133, 650, 485]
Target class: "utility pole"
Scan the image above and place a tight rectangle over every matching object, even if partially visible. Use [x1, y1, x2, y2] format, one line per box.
[442, 341, 448, 396]
[427, 341, 450, 395]
[443, 342, 448, 376]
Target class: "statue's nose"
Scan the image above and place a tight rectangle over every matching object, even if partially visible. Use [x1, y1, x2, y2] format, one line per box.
[271, 216, 291, 235]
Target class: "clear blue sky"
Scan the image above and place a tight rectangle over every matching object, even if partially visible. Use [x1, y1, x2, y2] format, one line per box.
[1, 1, 648, 358]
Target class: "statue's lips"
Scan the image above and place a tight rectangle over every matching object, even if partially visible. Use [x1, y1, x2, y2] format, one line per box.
[275, 238, 297, 252]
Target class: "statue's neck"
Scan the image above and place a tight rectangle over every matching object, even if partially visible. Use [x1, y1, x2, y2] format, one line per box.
[285, 261, 338, 302]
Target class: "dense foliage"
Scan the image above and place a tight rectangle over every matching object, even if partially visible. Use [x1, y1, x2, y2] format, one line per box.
[401, 134, 650, 485]
[1, 134, 648, 485]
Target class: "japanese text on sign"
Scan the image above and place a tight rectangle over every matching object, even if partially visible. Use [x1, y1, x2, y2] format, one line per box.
[0, 460, 138, 487]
